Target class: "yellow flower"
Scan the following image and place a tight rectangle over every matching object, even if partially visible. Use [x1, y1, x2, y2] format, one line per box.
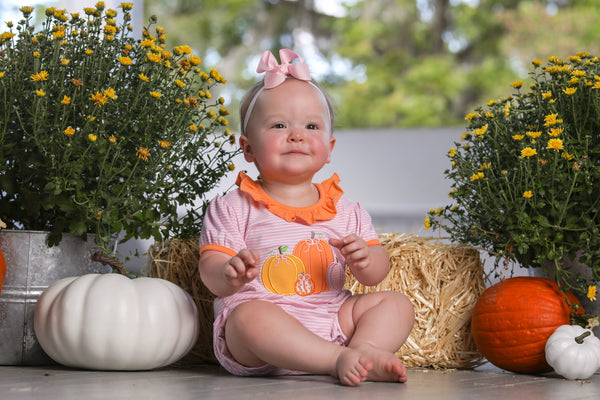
[563, 87, 577, 95]
[523, 191, 533, 199]
[52, 30, 65, 39]
[532, 59, 542, 67]
[424, 216, 431, 230]
[472, 124, 488, 137]
[109, 135, 117, 143]
[512, 134, 525, 140]
[19, 6, 34, 15]
[547, 138, 563, 151]
[520, 147, 537, 158]
[88, 134, 97, 142]
[588, 286, 597, 301]
[0, 72, 4, 79]
[542, 91, 552, 99]
[158, 140, 172, 148]
[147, 52, 162, 63]
[137, 147, 150, 161]
[64, 127, 75, 136]
[526, 131, 542, 139]
[36, 89, 46, 97]
[118, 56, 133, 66]
[548, 127, 564, 137]
[544, 113, 563, 127]
[465, 112, 478, 121]
[33, 51, 40, 58]
[510, 80, 523, 89]
[189, 124, 198, 132]
[85, 49, 93, 55]
[189, 55, 202, 66]
[470, 172, 484, 181]
[60, 59, 70, 66]
[104, 25, 117, 35]
[103, 88, 117, 100]
[90, 91, 108, 106]
[448, 147, 457, 157]
[139, 73, 150, 82]
[61, 95, 71, 105]
[31, 70, 49, 81]
[150, 91, 161, 98]
[175, 79, 186, 88]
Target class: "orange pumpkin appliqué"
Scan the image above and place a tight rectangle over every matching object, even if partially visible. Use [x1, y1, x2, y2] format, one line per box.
[261, 246, 306, 295]
[293, 232, 334, 294]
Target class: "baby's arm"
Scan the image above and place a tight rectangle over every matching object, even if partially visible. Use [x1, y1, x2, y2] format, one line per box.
[329, 235, 389, 286]
[198, 249, 260, 297]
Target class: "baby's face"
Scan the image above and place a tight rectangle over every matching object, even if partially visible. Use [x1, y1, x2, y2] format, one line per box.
[240, 79, 335, 184]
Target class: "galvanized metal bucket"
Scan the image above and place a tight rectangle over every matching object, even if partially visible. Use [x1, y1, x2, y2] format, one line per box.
[0, 230, 111, 365]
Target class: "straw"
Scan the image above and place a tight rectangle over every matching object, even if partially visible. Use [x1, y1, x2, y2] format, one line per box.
[147, 233, 485, 368]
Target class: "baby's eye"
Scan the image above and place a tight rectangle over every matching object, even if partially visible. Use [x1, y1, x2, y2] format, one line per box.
[273, 123, 286, 129]
[306, 124, 319, 130]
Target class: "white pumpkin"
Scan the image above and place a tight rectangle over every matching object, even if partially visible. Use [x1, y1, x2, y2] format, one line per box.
[34, 273, 199, 370]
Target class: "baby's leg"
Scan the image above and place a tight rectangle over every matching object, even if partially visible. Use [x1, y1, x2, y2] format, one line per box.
[338, 291, 415, 383]
[224, 300, 373, 386]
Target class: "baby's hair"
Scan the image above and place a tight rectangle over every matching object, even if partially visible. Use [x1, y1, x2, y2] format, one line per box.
[239, 78, 336, 136]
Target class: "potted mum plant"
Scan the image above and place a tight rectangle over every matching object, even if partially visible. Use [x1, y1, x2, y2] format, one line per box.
[0, 3, 238, 366]
[0, 3, 237, 257]
[426, 53, 599, 311]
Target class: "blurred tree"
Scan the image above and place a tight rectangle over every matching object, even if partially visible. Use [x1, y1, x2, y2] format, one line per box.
[143, 0, 600, 129]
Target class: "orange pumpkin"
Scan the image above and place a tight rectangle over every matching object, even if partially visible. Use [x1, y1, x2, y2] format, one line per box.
[471, 277, 583, 374]
[0, 248, 5, 295]
[294, 273, 315, 296]
[261, 246, 306, 295]
[293, 232, 334, 294]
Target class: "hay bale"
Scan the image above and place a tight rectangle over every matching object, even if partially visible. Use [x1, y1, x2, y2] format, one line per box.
[147, 238, 217, 364]
[147, 233, 485, 368]
[343, 233, 485, 369]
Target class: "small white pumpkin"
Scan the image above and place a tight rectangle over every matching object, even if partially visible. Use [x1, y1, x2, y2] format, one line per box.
[545, 324, 600, 380]
[34, 273, 199, 370]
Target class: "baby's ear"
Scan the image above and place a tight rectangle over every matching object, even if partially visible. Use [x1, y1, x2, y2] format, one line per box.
[239, 135, 255, 162]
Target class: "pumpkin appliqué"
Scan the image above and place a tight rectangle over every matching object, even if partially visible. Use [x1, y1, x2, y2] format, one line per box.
[261, 246, 306, 295]
[294, 273, 315, 296]
[293, 232, 334, 294]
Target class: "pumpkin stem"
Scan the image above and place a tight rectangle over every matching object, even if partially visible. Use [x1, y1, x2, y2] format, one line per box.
[570, 312, 600, 330]
[575, 331, 592, 344]
[90, 251, 129, 276]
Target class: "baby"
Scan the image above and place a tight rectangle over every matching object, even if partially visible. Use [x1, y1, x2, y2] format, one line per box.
[198, 49, 415, 386]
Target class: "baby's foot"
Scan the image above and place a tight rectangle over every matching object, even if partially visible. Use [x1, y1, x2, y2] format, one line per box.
[355, 344, 408, 383]
[334, 348, 373, 386]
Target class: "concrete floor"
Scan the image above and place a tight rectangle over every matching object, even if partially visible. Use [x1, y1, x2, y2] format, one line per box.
[1, 363, 598, 400]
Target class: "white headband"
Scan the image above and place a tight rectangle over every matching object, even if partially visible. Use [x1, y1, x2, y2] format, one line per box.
[242, 80, 331, 135]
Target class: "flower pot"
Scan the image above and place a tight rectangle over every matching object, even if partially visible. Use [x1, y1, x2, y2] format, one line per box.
[529, 252, 599, 337]
[0, 230, 111, 365]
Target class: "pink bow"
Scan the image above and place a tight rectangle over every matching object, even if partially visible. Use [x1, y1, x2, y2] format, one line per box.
[256, 49, 311, 89]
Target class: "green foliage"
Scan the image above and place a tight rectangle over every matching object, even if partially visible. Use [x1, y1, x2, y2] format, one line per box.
[426, 53, 600, 298]
[0, 3, 238, 249]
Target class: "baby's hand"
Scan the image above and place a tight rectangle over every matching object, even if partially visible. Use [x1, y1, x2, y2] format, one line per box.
[329, 234, 370, 273]
[223, 249, 260, 289]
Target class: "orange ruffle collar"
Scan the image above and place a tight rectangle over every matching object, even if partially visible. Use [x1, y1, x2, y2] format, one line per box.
[235, 172, 344, 224]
